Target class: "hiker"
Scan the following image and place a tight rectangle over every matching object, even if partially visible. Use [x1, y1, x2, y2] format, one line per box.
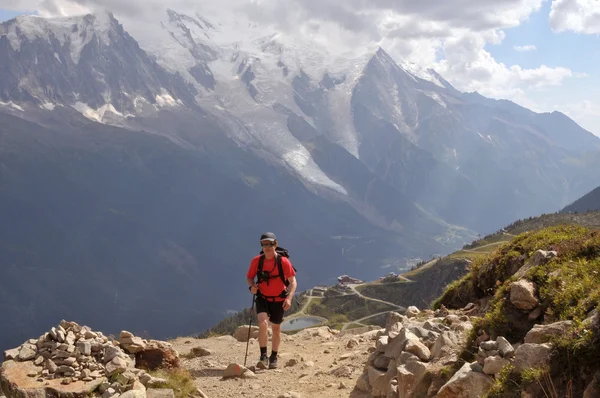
[247, 232, 297, 369]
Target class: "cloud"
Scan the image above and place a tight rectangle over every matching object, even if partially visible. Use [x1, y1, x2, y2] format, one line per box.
[557, 100, 600, 135]
[432, 32, 576, 110]
[1, 0, 583, 125]
[550, 0, 600, 34]
[514, 44, 537, 51]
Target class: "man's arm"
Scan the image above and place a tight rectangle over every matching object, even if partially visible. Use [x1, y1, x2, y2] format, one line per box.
[286, 276, 297, 299]
[282, 276, 297, 310]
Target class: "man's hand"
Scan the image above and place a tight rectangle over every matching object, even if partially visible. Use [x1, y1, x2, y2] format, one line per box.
[283, 298, 292, 311]
[249, 284, 259, 295]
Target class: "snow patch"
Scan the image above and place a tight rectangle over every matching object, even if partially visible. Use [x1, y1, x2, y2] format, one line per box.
[155, 91, 182, 107]
[72, 102, 123, 123]
[400, 61, 446, 88]
[41, 102, 56, 110]
[2, 13, 114, 64]
[423, 91, 446, 108]
[282, 148, 348, 195]
[0, 101, 24, 111]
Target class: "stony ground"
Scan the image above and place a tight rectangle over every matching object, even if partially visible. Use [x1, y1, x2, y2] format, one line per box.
[169, 327, 377, 398]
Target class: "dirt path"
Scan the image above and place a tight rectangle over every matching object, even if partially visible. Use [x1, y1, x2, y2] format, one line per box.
[462, 241, 507, 252]
[170, 327, 372, 398]
[333, 284, 404, 332]
[345, 284, 405, 310]
[298, 295, 317, 314]
[340, 310, 393, 331]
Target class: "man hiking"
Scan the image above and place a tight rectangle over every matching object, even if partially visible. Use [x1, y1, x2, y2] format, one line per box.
[247, 232, 297, 369]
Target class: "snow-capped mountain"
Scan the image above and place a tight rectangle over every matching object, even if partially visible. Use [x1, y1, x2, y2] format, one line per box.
[1, 10, 600, 347]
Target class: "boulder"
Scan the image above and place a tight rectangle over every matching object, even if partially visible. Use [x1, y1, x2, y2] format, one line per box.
[437, 362, 493, 398]
[233, 325, 259, 342]
[135, 341, 180, 370]
[496, 336, 515, 358]
[514, 250, 557, 279]
[483, 356, 510, 375]
[510, 279, 539, 310]
[431, 331, 462, 359]
[513, 343, 553, 373]
[524, 321, 573, 344]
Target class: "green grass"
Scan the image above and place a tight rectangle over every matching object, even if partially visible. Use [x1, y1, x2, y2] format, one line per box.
[437, 225, 600, 397]
[149, 368, 197, 398]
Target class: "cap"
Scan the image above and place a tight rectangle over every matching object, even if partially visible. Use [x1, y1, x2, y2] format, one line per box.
[260, 232, 277, 242]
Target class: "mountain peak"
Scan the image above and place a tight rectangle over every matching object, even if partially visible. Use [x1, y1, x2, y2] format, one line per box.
[1, 11, 120, 56]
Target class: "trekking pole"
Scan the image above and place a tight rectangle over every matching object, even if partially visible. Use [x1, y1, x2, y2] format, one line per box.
[243, 294, 256, 367]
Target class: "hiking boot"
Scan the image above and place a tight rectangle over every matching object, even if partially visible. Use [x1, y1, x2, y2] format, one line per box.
[257, 355, 268, 369]
[268, 356, 278, 369]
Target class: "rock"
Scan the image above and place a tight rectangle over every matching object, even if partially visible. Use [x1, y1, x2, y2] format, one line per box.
[120, 391, 146, 398]
[385, 329, 418, 360]
[404, 338, 431, 361]
[285, 358, 299, 367]
[190, 347, 212, 357]
[406, 306, 421, 318]
[4, 348, 20, 361]
[278, 392, 302, 398]
[514, 250, 557, 279]
[147, 389, 175, 398]
[496, 336, 515, 358]
[355, 372, 371, 393]
[233, 325, 259, 342]
[480, 341, 498, 351]
[385, 312, 406, 331]
[431, 331, 462, 359]
[135, 342, 180, 370]
[510, 279, 539, 310]
[121, 336, 146, 354]
[222, 363, 252, 379]
[105, 357, 128, 376]
[437, 362, 494, 398]
[513, 343, 553, 373]
[330, 365, 355, 378]
[376, 336, 388, 353]
[18, 345, 37, 361]
[346, 338, 359, 348]
[76, 341, 92, 356]
[373, 354, 391, 370]
[524, 321, 574, 344]
[483, 356, 510, 375]
[367, 366, 389, 395]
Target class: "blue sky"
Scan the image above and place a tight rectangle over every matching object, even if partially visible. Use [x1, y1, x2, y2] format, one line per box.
[0, 0, 599, 136]
[484, 1, 600, 135]
[0, 9, 29, 21]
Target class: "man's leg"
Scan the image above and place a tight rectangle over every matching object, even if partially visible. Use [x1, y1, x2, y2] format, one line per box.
[254, 297, 270, 367]
[268, 301, 285, 369]
[257, 312, 269, 349]
[271, 323, 281, 352]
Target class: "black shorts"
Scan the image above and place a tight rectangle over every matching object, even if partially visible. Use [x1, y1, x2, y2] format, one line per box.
[255, 296, 285, 324]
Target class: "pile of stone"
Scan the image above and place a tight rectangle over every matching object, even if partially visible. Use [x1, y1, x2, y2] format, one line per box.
[2, 320, 177, 398]
[3, 320, 134, 383]
[354, 309, 482, 397]
[477, 337, 514, 376]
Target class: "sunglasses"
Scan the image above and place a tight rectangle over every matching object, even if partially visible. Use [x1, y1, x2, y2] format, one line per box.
[261, 242, 276, 247]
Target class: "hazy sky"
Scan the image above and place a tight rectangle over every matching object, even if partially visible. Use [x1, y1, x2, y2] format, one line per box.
[1, 0, 599, 136]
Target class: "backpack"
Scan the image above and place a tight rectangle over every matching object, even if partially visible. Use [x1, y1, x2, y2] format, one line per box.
[257, 246, 297, 288]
